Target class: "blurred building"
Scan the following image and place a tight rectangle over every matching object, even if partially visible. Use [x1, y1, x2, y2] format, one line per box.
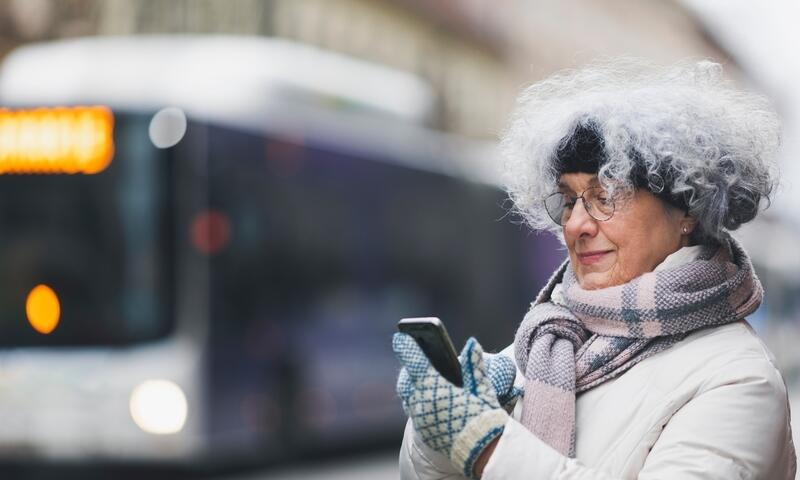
[0, 0, 732, 138]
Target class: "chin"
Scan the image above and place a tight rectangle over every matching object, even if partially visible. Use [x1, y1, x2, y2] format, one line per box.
[577, 272, 615, 290]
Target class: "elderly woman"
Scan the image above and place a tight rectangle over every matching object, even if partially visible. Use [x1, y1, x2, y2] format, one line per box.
[392, 59, 796, 479]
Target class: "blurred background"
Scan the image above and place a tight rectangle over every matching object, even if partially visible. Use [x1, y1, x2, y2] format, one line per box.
[0, 0, 797, 478]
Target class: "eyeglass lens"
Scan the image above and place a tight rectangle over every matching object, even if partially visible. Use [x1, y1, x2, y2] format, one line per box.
[544, 187, 614, 225]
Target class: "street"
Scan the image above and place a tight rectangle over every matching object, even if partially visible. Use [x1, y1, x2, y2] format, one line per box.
[234, 452, 398, 480]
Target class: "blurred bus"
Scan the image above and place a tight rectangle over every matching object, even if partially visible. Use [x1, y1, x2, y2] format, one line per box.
[0, 36, 562, 476]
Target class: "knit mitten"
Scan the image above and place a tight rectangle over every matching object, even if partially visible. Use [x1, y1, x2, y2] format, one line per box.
[483, 352, 522, 408]
[394, 333, 510, 478]
[397, 348, 520, 412]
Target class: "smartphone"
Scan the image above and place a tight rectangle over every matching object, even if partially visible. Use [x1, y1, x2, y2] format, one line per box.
[397, 317, 463, 387]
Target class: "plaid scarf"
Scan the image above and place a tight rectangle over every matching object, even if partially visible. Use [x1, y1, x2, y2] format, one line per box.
[513, 238, 762, 457]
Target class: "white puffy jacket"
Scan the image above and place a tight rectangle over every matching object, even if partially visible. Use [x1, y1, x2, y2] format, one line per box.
[400, 320, 796, 479]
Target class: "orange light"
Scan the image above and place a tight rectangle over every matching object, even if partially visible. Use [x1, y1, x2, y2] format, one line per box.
[25, 284, 61, 335]
[0, 106, 114, 174]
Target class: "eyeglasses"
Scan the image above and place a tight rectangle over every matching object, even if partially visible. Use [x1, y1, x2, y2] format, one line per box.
[544, 187, 615, 226]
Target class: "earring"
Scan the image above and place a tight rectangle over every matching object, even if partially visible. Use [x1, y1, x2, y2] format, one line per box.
[682, 226, 689, 234]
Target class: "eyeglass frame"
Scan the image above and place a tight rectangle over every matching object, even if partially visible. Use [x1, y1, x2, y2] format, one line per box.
[543, 186, 616, 226]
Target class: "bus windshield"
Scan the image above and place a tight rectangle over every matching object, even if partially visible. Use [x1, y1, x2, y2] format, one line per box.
[0, 113, 173, 346]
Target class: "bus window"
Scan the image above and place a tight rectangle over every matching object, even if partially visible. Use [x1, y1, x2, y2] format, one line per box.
[195, 124, 561, 452]
[0, 112, 174, 346]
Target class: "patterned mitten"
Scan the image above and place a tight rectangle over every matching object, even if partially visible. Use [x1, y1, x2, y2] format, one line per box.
[397, 349, 521, 412]
[483, 353, 522, 408]
[393, 333, 509, 478]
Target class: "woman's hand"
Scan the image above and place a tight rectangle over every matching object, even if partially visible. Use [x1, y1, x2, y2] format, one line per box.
[483, 352, 523, 408]
[393, 333, 512, 478]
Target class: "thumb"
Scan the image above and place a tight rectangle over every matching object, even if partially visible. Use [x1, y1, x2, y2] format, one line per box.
[392, 333, 430, 382]
[486, 354, 516, 398]
[459, 337, 487, 395]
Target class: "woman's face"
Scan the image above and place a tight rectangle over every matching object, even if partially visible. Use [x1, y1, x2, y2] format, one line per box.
[560, 172, 693, 290]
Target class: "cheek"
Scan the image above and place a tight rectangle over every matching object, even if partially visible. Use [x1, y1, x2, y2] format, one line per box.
[600, 225, 650, 280]
[609, 247, 643, 282]
[609, 221, 676, 278]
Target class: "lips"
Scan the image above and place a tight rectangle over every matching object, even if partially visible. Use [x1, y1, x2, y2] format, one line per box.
[577, 250, 613, 265]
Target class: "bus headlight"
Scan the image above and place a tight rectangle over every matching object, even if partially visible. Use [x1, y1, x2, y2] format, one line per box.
[129, 379, 188, 435]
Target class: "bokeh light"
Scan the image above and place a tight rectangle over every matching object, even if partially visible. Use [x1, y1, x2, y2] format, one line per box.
[148, 107, 187, 149]
[25, 284, 60, 334]
[190, 209, 231, 255]
[0, 106, 114, 174]
[129, 379, 188, 435]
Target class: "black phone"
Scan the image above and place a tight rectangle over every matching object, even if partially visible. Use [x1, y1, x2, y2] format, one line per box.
[397, 317, 463, 387]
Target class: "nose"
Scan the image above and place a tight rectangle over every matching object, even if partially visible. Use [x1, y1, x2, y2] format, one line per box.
[563, 198, 598, 238]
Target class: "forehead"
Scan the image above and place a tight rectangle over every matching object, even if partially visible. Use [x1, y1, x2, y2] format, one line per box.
[557, 172, 600, 192]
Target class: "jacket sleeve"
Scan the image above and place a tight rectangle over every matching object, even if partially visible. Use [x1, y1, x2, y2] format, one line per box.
[399, 419, 466, 480]
[638, 357, 795, 479]
[482, 357, 795, 480]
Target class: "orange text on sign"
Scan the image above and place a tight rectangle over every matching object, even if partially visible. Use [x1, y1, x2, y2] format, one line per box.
[0, 106, 114, 174]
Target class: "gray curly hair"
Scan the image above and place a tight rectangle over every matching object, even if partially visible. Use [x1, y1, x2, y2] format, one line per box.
[500, 58, 781, 245]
